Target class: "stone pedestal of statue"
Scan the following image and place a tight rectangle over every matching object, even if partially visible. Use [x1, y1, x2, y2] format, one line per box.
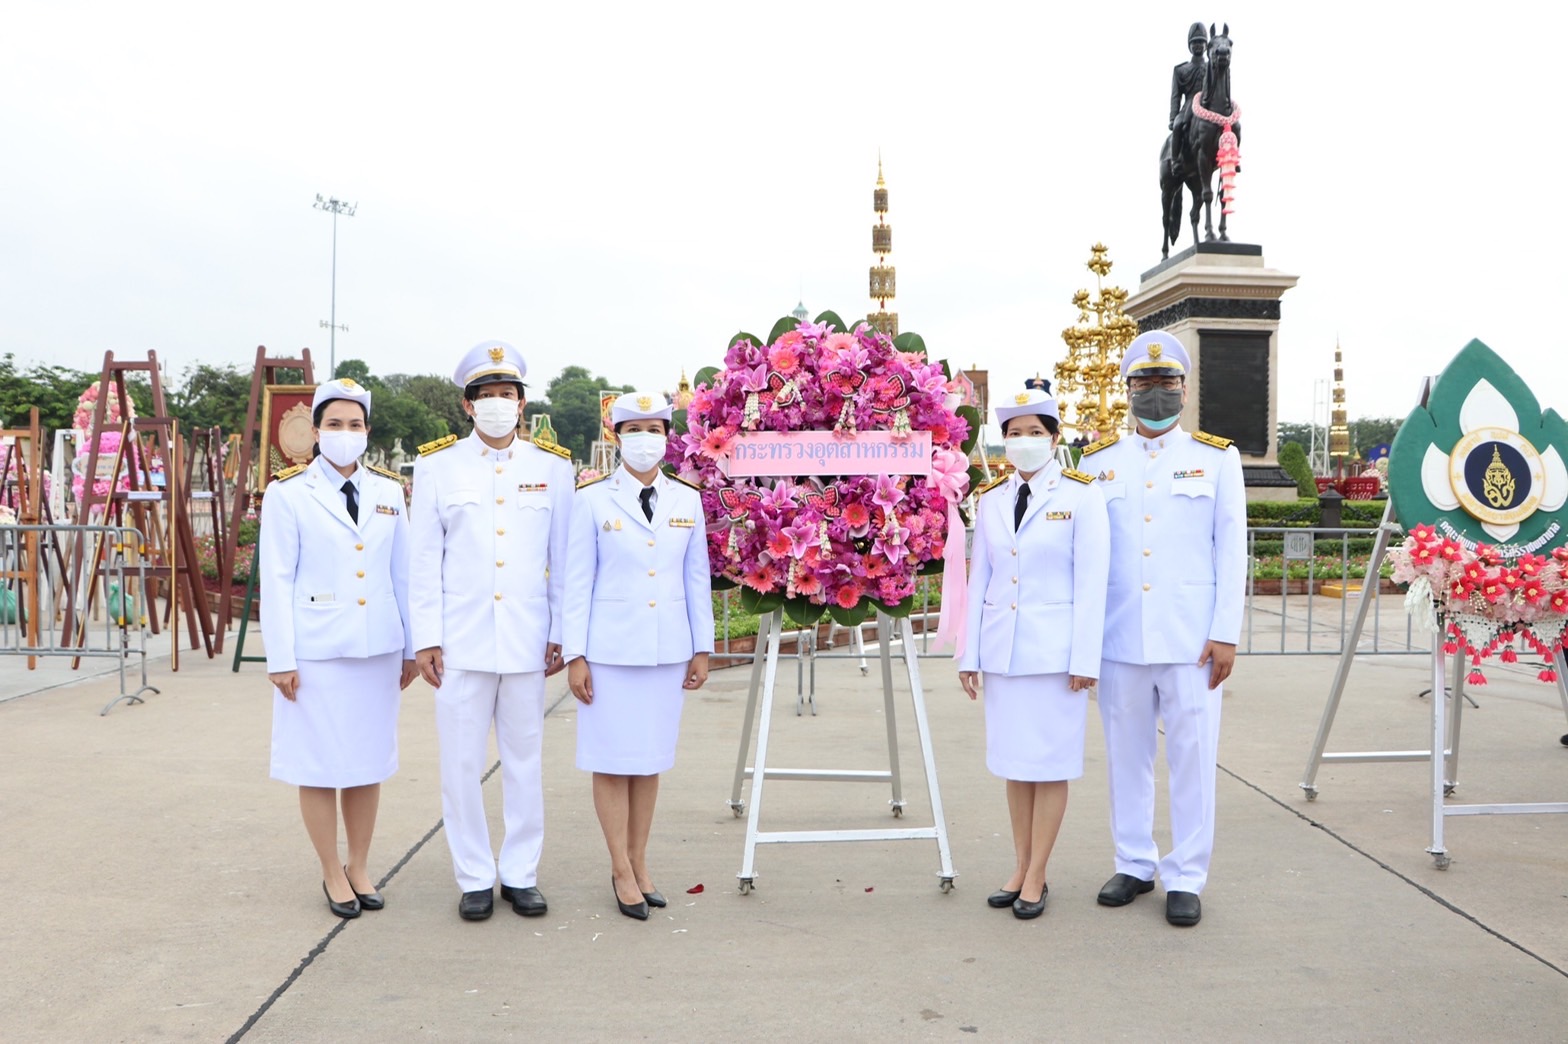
[1128, 242, 1301, 503]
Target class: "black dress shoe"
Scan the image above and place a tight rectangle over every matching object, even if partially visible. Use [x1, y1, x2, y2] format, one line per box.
[613, 878, 649, 921]
[500, 884, 548, 917]
[642, 890, 667, 909]
[1166, 890, 1202, 926]
[986, 888, 1022, 908]
[1097, 873, 1156, 907]
[459, 889, 494, 921]
[345, 866, 384, 911]
[323, 881, 361, 920]
[1012, 884, 1048, 920]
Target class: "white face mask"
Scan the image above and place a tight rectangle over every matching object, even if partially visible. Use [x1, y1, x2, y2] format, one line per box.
[619, 432, 668, 472]
[1004, 435, 1055, 474]
[471, 397, 520, 439]
[317, 430, 367, 467]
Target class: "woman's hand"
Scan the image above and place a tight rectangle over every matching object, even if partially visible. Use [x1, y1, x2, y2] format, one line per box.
[399, 659, 418, 691]
[683, 652, 710, 691]
[1068, 675, 1095, 692]
[959, 671, 981, 701]
[269, 671, 300, 701]
[416, 647, 444, 689]
[544, 643, 565, 677]
[567, 658, 593, 704]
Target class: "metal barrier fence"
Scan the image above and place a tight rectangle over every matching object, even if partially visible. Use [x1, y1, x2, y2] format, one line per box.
[0, 523, 159, 714]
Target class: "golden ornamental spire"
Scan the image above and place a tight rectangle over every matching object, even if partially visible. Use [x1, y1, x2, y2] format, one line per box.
[868, 153, 897, 337]
[1055, 244, 1139, 436]
[1329, 338, 1350, 466]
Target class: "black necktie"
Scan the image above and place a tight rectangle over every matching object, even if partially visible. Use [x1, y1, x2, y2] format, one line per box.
[1013, 483, 1029, 531]
[640, 487, 655, 522]
[341, 480, 359, 524]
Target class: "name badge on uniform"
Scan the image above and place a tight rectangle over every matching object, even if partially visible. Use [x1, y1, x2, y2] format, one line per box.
[519, 482, 549, 492]
[375, 504, 398, 516]
[1044, 511, 1072, 521]
[668, 517, 696, 528]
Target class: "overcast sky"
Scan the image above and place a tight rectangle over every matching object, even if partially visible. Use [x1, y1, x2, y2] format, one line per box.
[4, 2, 1563, 441]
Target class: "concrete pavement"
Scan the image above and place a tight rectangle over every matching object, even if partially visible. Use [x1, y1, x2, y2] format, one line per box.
[1, 632, 1565, 1042]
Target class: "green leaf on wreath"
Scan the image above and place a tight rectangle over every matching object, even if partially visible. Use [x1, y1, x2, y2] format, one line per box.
[937, 358, 952, 380]
[957, 405, 982, 456]
[725, 332, 760, 357]
[693, 365, 721, 390]
[967, 465, 986, 490]
[917, 558, 945, 577]
[711, 574, 737, 592]
[671, 408, 688, 435]
[813, 310, 847, 334]
[828, 600, 872, 627]
[767, 316, 800, 345]
[892, 331, 926, 357]
[783, 595, 825, 628]
[739, 586, 783, 615]
[877, 596, 914, 618]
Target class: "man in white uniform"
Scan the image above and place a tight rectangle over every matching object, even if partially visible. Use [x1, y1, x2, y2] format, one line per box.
[410, 340, 575, 921]
[1086, 331, 1246, 927]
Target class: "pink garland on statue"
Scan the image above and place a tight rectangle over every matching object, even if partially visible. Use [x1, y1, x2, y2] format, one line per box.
[1190, 95, 1241, 215]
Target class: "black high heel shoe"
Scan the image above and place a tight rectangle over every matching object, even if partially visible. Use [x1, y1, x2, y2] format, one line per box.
[614, 877, 649, 921]
[642, 889, 667, 909]
[323, 881, 362, 920]
[345, 866, 384, 911]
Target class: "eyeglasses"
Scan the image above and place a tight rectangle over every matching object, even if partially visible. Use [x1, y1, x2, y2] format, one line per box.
[1128, 376, 1184, 392]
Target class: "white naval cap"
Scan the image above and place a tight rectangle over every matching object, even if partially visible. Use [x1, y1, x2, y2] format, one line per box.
[1120, 330, 1190, 380]
[610, 390, 673, 425]
[453, 340, 527, 390]
[994, 387, 1059, 428]
[311, 377, 372, 417]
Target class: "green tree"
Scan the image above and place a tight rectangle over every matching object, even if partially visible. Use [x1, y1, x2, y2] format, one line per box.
[532, 366, 630, 463]
[168, 363, 251, 435]
[1278, 441, 1317, 497]
[383, 373, 469, 435]
[333, 358, 375, 385]
[368, 393, 447, 457]
[0, 354, 95, 435]
[1350, 416, 1403, 459]
[1277, 420, 1319, 453]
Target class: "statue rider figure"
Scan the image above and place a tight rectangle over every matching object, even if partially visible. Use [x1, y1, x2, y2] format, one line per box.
[1168, 22, 1207, 177]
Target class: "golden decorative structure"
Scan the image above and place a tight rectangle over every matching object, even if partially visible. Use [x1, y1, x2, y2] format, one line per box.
[867, 155, 898, 337]
[1055, 244, 1140, 436]
[671, 368, 694, 412]
[1329, 339, 1350, 465]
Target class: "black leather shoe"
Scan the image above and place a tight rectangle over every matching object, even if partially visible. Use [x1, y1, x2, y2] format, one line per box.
[500, 884, 548, 917]
[1166, 890, 1202, 926]
[345, 866, 384, 911]
[1097, 873, 1156, 907]
[323, 881, 361, 920]
[986, 888, 1022, 908]
[459, 889, 494, 921]
[1012, 884, 1048, 920]
[614, 878, 649, 921]
[642, 890, 667, 909]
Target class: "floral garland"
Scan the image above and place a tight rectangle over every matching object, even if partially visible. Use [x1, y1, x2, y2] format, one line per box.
[1190, 95, 1241, 215]
[669, 313, 980, 629]
[1389, 522, 1568, 685]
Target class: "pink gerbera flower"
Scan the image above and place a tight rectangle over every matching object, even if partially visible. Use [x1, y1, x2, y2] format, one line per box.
[833, 581, 863, 609]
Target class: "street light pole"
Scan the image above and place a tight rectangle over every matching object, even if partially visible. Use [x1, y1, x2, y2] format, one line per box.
[313, 194, 357, 378]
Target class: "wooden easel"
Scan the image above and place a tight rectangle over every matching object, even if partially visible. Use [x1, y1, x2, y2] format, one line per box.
[67, 352, 214, 668]
[1, 408, 45, 666]
[188, 427, 229, 650]
[218, 346, 315, 639]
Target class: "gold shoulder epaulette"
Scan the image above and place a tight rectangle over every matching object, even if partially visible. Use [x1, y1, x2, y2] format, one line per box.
[576, 473, 608, 490]
[1193, 430, 1234, 450]
[419, 434, 458, 456]
[271, 464, 307, 483]
[1062, 468, 1095, 484]
[976, 475, 1009, 496]
[1082, 433, 1120, 456]
[532, 435, 572, 460]
[367, 464, 402, 482]
[668, 472, 702, 492]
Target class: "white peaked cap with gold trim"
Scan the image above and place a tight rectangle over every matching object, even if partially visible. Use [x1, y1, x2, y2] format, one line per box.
[610, 390, 673, 425]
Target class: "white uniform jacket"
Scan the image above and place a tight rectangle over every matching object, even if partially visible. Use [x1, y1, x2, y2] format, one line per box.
[1087, 427, 1247, 664]
[562, 467, 716, 667]
[958, 462, 1109, 678]
[259, 456, 414, 673]
[409, 431, 574, 674]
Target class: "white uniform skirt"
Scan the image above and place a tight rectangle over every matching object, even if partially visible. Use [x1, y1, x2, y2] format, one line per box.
[270, 653, 401, 788]
[576, 662, 687, 775]
[981, 671, 1086, 782]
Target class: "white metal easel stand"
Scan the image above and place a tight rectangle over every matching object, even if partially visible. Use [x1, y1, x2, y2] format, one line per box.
[727, 608, 956, 894]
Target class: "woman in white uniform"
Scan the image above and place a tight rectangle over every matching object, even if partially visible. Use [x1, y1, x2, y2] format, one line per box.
[562, 391, 715, 921]
[261, 378, 418, 919]
[957, 387, 1109, 919]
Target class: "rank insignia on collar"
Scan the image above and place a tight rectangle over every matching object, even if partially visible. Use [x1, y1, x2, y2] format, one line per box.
[375, 504, 398, 516]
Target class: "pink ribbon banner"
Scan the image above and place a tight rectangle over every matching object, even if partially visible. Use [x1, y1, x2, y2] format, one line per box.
[725, 431, 933, 478]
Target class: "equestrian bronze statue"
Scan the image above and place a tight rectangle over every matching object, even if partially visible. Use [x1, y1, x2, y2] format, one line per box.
[1160, 23, 1242, 258]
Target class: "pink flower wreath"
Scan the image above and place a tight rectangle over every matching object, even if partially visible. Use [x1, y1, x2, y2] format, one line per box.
[668, 312, 982, 631]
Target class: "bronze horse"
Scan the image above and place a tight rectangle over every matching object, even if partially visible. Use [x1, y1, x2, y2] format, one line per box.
[1160, 24, 1240, 258]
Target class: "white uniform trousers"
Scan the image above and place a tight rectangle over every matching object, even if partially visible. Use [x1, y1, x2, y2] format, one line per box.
[1098, 660, 1222, 894]
[435, 668, 546, 893]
